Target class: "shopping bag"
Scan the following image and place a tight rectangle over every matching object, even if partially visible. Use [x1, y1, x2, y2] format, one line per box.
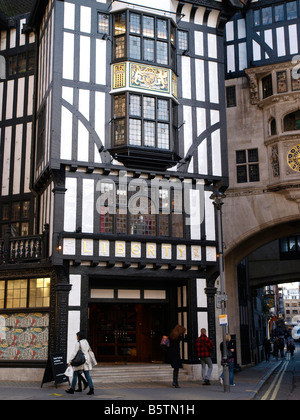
[64, 365, 73, 379]
[88, 347, 98, 367]
[160, 335, 170, 350]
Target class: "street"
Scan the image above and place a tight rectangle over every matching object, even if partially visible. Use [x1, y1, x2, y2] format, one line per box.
[255, 342, 300, 400]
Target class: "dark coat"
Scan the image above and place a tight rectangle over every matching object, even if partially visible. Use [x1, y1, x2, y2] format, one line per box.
[167, 339, 182, 369]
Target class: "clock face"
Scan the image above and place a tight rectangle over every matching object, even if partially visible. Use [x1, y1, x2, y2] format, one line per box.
[287, 145, 300, 172]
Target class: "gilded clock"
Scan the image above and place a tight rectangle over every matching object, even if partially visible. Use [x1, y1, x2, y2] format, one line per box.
[287, 145, 300, 172]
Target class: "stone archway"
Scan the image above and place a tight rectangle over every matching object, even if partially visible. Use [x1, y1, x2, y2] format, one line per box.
[223, 216, 300, 365]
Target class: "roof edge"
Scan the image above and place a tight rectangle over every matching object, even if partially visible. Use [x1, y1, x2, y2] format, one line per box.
[0, 10, 8, 28]
[28, 0, 62, 29]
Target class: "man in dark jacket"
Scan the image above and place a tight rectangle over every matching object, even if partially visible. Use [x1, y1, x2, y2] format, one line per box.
[195, 328, 214, 385]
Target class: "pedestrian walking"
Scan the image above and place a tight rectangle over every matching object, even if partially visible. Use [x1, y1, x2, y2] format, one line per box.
[195, 328, 214, 385]
[273, 337, 279, 360]
[287, 338, 295, 358]
[263, 337, 272, 362]
[167, 324, 186, 388]
[65, 331, 95, 395]
[278, 337, 285, 358]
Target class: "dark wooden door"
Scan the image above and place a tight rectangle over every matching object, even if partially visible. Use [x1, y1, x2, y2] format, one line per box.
[89, 303, 167, 363]
[89, 303, 138, 363]
[137, 303, 166, 363]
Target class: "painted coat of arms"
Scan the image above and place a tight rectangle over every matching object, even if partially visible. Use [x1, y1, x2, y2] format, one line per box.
[130, 63, 170, 93]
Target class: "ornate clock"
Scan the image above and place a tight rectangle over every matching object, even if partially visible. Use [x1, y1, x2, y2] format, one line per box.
[287, 145, 300, 172]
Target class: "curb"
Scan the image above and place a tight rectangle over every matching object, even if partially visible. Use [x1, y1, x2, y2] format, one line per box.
[249, 361, 282, 400]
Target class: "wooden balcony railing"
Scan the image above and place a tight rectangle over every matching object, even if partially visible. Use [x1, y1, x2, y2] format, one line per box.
[0, 225, 49, 265]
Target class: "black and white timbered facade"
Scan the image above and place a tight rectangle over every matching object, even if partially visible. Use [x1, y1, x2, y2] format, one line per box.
[0, 0, 246, 378]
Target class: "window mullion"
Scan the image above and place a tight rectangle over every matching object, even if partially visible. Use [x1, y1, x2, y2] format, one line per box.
[4, 280, 7, 309]
[125, 91, 129, 145]
[168, 19, 171, 67]
[125, 10, 129, 59]
[141, 94, 144, 147]
[154, 17, 157, 63]
[169, 100, 172, 150]
[26, 278, 30, 308]
[155, 97, 157, 148]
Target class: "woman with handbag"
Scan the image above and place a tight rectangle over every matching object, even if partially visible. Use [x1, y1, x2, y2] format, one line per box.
[167, 325, 186, 388]
[65, 331, 96, 395]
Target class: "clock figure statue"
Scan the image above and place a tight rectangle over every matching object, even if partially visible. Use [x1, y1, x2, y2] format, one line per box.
[287, 145, 300, 172]
[225, 0, 248, 9]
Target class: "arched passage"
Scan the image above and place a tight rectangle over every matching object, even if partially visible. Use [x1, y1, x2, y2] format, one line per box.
[225, 219, 300, 272]
[223, 218, 300, 366]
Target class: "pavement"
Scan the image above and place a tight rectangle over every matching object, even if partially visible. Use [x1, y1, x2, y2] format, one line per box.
[0, 359, 282, 402]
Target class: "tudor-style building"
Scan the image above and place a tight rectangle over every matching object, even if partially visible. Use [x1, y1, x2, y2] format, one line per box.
[0, 0, 52, 370]
[0, 0, 246, 380]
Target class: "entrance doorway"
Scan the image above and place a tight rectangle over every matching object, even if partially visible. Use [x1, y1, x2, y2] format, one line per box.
[89, 303, 167, 363]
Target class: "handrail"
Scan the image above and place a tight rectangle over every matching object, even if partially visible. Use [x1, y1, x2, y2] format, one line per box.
[0, 225, 49, 265]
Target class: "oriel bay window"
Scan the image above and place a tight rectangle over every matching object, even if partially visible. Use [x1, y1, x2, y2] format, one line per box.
[128, 94, 170, 148]
[111, 10, 179, 169]
[111, 92, 179, 170]
[113, 11, 176, 70]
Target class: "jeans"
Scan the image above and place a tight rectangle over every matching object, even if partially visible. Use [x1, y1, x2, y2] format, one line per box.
[71, 370, 94, 390]
[200, 357, 213, 381]
[220, 360, 235, 385]
[229, 361, 234, 385]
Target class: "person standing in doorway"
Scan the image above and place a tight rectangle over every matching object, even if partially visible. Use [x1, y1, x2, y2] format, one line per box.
[195, 328, 214, 385]
[167, 325, 186, 388]
[66, 331, 95, 395]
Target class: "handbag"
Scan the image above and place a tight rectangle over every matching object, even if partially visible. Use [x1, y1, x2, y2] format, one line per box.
[71, 342, 86, 367]
[160, 335, 170, 350]
[88, 347, 98, 367]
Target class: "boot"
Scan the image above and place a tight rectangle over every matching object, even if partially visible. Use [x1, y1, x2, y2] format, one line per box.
[87, 387, 94, 395]
[172, 369, 180, 388]
[75, 377, 82, 392]
[76, 374, 88, 392]
[65, 388, 75, 394]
